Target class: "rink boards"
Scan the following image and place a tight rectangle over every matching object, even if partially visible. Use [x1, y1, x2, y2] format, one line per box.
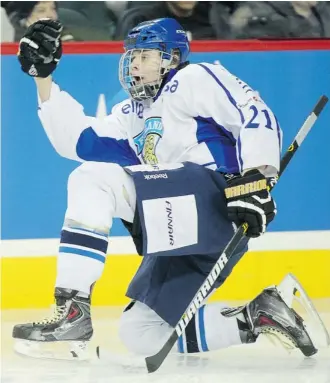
[2, 231, 330, 309]
[2, 41, 330, 310]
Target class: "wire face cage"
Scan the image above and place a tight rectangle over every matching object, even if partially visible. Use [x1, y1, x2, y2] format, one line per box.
[119, 48, 174, 100]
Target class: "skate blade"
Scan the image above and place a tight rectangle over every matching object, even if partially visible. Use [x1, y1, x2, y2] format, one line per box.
[276, 273, 330, 350]
[14, 339, 91, 361]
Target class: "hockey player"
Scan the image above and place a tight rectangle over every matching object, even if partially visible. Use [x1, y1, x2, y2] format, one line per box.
[13, 18, 323, 360]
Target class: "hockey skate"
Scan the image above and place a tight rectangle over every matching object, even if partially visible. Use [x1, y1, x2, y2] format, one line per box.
[13, 288, 93, 360]
[222, 273, 330, 356]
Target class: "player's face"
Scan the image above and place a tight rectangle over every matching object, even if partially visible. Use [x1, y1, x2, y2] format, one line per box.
[119, 48, 174, 100]
[129, 49, 162, 86]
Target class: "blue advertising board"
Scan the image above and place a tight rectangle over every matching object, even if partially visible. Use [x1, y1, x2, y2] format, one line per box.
[1, 47, 330, 240]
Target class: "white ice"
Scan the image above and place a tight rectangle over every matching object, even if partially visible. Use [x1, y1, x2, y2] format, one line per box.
[2, 301, 330, 383]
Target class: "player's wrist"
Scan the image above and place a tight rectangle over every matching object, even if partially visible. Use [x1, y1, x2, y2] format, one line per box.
[35, 77, 53, 103]
[242, 165, 279, 179]
[34, 76, 52, 83]
[242, 166, 266, 176]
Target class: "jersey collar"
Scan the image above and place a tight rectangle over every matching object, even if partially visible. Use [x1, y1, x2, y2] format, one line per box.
[153, 61, 190, 102]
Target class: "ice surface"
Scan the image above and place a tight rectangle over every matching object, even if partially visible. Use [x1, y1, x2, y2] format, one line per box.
[2, 301, 329, 383]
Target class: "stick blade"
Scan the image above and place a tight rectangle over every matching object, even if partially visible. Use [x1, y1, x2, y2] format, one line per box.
[145, 331, 178, 373]
[145, 350, 165, 373]
[145, 356, 160, 373]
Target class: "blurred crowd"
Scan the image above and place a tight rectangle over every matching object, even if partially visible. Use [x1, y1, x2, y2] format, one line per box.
[1, 1, 330, 42]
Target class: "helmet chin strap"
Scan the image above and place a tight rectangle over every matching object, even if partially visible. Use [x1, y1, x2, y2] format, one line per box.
[129, 82, 160, 101]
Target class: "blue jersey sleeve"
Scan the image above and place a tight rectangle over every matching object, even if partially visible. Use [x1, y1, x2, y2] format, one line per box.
[76, 127, 140, 166]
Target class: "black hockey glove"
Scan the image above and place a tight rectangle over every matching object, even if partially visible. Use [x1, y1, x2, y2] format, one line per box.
[18, 19, 63, 78]
[225, 169, 277, 238]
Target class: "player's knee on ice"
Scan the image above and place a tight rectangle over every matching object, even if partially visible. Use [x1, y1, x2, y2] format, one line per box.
[119, 301, 174, 356]
[118, 300, 244, 356]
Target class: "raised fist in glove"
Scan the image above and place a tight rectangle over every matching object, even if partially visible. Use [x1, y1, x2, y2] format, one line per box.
[225, 169, 277, 238]
[18, 19, 63, 78]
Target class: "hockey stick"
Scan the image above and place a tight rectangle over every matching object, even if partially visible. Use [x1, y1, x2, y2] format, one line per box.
[145, 95, 329, 373]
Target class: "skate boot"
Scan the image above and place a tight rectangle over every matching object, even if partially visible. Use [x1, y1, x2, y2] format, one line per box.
[13, 288, 93, 360]
[222, 273, 330, 356]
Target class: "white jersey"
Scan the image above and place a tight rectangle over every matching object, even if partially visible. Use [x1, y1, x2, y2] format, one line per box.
[38, 62, 282, 176]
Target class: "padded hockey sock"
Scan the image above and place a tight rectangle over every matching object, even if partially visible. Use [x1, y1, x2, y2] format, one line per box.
[177, 303, 242, 353]
[56, 225, 108, 294]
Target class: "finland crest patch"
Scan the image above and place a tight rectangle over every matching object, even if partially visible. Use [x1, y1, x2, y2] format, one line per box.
[134, 117, 163, 165]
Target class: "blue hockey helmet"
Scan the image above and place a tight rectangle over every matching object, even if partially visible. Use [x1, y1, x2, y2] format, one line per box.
[119, 18, 190, 101]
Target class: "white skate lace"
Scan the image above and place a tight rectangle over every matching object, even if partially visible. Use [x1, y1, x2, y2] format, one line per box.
[34, 304, 68, 325]
[260, 326, 298, 351]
